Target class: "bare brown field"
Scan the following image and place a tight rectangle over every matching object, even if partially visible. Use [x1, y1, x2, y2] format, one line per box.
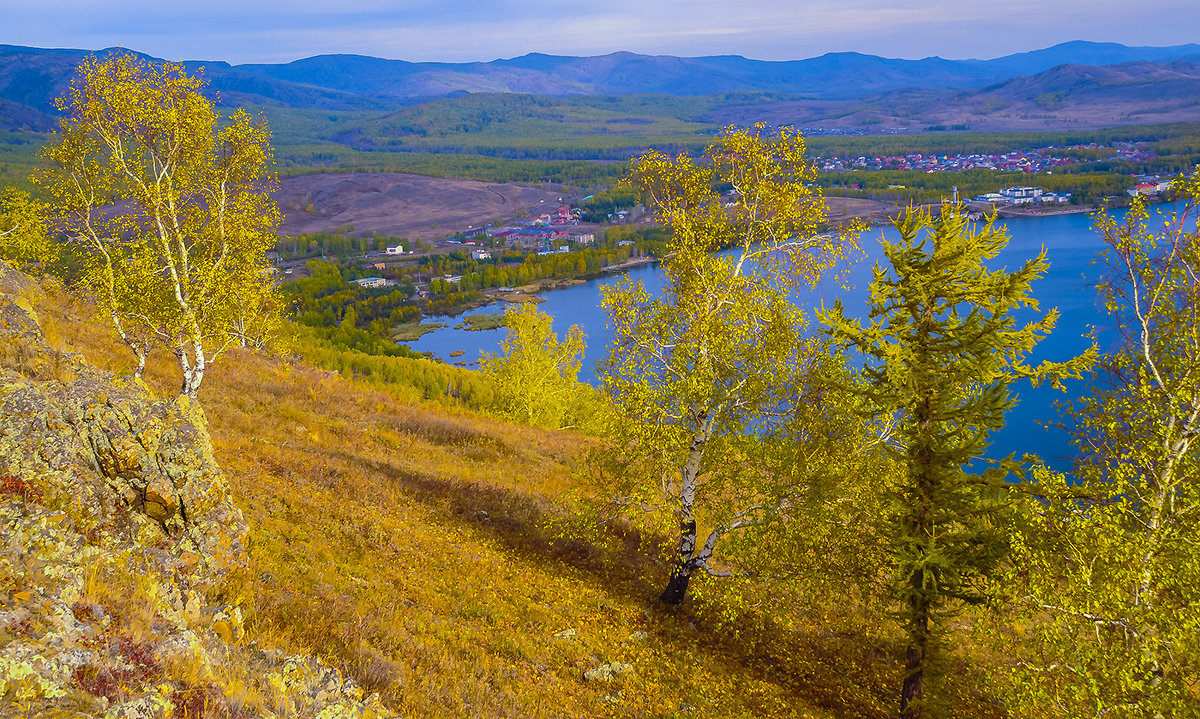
[275, 174, 891, 245]
[825, 196, 888, 219]
[276, 172, 565, 241]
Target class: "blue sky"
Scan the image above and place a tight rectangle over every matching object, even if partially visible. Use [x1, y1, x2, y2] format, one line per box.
[5, 0, 1198, 64]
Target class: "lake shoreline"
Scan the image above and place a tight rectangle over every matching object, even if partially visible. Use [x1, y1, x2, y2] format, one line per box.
[431, 197, 1150, 324]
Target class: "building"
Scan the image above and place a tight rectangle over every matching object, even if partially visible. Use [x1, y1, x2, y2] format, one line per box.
[1128, 179, 1174, 197]
[471, 250, 492, 261]
[385, 245, 407, 255]
[999, 186, 1043, 205]
[973, 187, 1068, 206]
[353, 277, 387, 289]
[972, 192, 1006, 203]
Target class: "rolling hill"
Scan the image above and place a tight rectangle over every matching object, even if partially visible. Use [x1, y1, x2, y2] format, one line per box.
[1, 41, 1199, 169]
[4, 40, 1200, 119]
[702, 61, 1200, 133]
[231, 41, 1200, 100]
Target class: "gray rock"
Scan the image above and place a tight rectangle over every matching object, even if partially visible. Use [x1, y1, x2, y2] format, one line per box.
[0, 261, 249, 594]
[583, 662, 634, 682]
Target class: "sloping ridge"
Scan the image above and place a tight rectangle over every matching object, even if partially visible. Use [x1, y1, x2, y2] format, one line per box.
[229, 40, 1200, 98]
[3, 41, 1200, 134]
[982, 60, 1200, 107]
[0, 261, 396, 717]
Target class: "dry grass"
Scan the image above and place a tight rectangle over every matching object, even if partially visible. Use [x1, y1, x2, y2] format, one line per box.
[34, 286, 1005, 719]
[274, 173, 564, 242]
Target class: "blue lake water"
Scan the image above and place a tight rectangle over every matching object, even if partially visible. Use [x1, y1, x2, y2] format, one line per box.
[410, 203, 1181, 470]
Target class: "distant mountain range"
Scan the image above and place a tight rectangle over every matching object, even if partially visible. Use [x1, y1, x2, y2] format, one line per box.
[229, 40, 1200, 100]
[2, 41, 1199, 135]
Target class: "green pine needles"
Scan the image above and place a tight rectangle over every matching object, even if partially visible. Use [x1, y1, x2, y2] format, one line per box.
[822, 204, 1092, 718]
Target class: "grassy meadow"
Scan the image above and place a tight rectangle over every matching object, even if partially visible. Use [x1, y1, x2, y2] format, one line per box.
[27, 285, 1013, 719]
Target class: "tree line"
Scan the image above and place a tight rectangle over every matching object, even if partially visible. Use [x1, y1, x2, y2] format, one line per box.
[818, 168, 1142, 205]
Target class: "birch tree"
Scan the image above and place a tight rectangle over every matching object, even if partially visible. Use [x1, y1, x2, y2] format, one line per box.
[595, 125, 863, 605]
[480, 302, 587, 429]
[1002, 176, 1200, 718]
[37, 53, 280, 395]
[0, 189, 55, 271]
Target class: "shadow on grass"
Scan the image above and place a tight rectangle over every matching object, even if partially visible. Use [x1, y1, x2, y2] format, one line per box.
[332, 449, 903, 719]
[338, 449, 659, 596]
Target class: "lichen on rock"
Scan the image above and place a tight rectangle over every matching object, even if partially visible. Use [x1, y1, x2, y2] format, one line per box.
[0, 262, 396, 718]
[0, 260, 249, 594]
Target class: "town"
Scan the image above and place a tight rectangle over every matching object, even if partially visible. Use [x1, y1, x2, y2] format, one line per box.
[814, 141, 1155, 174]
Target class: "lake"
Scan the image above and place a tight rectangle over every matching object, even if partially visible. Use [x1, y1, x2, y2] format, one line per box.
[410, 203, 1181, 469]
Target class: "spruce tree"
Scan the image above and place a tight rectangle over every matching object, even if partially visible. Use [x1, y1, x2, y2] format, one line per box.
[822, 205, 1087, 718]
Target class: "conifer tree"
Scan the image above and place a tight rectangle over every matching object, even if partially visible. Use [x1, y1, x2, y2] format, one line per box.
[822, 205, 1088, 718]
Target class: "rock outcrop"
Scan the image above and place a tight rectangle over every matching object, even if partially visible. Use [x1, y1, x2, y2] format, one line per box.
[0, 262, 392, 718]
[0, 262, 249, 592]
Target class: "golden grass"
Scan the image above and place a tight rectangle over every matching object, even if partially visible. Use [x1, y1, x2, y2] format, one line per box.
[34, 287, 1005, 719]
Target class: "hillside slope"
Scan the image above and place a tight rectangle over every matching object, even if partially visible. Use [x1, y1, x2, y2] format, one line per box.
[4, 42, 1200, 142]
[701, 60, 1200, 132]
[0, 44, 391, 130]
[232, 41, 1200, 99]
[0, 262, 393, 718]
[7, 268, 1013, 718]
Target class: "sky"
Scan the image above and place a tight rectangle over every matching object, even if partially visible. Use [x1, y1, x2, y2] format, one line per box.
[4, 0, 1199, 65]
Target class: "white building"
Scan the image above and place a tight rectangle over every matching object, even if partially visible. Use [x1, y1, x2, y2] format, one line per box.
[974, 187, 1068, 206]
[972, 192, 1006, 203]
[999, 186, 1043, 205]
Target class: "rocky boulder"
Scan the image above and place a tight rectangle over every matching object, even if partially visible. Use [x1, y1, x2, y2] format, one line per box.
[0, 261, 249, 592]
[0, 262, 394, 717]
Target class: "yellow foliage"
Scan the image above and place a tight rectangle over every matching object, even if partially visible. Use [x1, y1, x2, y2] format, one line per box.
[36, 52, 282, 396]
[0, 189, 55, 271]
[31, 267, 1006, 719]
[479, 303, 590, 430]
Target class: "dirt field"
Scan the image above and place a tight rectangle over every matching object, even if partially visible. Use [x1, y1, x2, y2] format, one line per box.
[825, 196, 888, 220]
[276, 173, 565, 241]
[276, 174, 893, 242]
